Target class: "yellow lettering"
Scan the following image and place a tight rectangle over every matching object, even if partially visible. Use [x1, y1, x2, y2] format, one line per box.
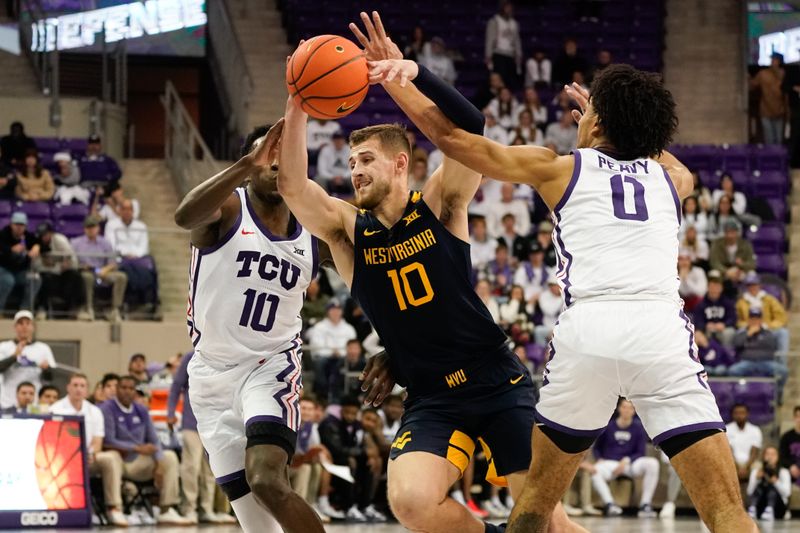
[445, 369, 467, 388]
[446, 374, 456, 388]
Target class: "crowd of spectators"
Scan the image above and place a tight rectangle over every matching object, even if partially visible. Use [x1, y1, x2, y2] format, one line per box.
[0, 123, 158, 321]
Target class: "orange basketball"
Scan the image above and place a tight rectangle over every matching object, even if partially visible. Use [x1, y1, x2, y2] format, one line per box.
[286, 35, 369, 120]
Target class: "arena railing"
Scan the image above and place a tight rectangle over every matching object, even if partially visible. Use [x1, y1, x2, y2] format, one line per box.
[207, 0, 254, 157]
[18, 0, 54, 94]
[162, 80, 223, 199]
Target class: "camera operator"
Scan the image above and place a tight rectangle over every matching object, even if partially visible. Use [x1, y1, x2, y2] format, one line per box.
[746, 446, 791, 521]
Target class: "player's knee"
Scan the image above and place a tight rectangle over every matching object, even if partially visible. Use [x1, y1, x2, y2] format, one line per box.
[246, 468, 291, 511]
[388, 484, 438, 529]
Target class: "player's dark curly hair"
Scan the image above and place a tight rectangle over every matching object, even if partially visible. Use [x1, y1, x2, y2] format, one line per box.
[590, 64, 677, 160]
[240, 125, 271, 158]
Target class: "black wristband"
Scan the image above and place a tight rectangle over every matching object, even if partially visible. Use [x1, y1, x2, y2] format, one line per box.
[414, 64, 485, 135]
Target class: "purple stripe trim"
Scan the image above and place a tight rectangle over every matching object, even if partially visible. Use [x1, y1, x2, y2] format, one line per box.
[245, 414, 286, 427]
[678, 309, 699, 362]
[215, 468, 246, 485]
[534, 409, 606, 438]
[553, 213, 574, 306]
[270, 339, 302, 429]
[311, 235, 320, 280]
[244, 187, 303, 242]
[189, 253, 203, 345]
[652, 421, 726, 446]
[553, 149, 581, 214]
[198, 191, 243, 255]
[662, 167, 682, 225]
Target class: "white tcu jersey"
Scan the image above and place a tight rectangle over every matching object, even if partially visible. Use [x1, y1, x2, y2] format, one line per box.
[187, 188, 317, 365]
[552, 148, 681, 306]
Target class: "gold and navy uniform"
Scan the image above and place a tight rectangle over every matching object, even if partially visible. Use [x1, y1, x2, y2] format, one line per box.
[352, 192, 535, 485]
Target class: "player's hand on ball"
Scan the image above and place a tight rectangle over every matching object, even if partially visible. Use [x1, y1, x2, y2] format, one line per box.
[360, 350, 395, 407]
[349, 11, 402, 62]
[368, 59, 419, 87]
[247, 118, 285, 168]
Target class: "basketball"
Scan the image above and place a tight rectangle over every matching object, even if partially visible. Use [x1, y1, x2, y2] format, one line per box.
[286, 34, 369, 119]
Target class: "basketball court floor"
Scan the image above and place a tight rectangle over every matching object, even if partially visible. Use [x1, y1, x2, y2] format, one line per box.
[25, 518, 796, 531]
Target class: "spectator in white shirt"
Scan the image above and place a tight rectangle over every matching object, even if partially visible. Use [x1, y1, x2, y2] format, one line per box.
[306, 299, 357, 399]
[306, 118, 342, 164]
[727, 403, 763, 482]
[53, 152, 91, 205]
[315, 132, 351, 188]
[469, 216, 497, 271]
[487, 88, 521, 130]
[487, 182, 531, 238]
[0, 310, 55, 408]
[475, 279, 500, 323]
[525, 49, 552, 88]
[679, 196, 709, 241]
[514, 242, 549, 304]
[520, 87, 548, 130]
[534, 275, 563, 345]
[746, 446, 792, 521]
[484, 111, 510, 145]
[97, 181, 141, 224]
[105, 199, 149, 258]
[678, 250, 708, 311]
[711, 174, 748, 216]
[545, 112, 578, 155]
[50, 373, 126, 524]
[681, 225, 710, 264]
[419, 37, 457, 85]
[513, 110, 545, 146]
[485, 1, 522, 89]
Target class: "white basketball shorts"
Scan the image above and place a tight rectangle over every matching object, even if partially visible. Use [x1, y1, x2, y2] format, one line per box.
[535, 297, 725, 446]
[188, 341, 303, 481]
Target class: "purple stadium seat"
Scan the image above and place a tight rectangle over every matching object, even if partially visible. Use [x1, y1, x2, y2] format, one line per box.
[34, 137, 61, 153]
[755, 253, 786, 277]
[0, 201, 12, 217]
[750, 170, 787, 198]
[765, 198, 787, 222]
[746, 225, 785, 254]
[15, 201, 51, 218]
[56, 219, 84, 239]
[53, 204, 89, 221]
[525, 343, 546, 369]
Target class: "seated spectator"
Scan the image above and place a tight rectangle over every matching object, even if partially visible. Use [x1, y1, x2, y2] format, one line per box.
[0, 310, 54, 409]
[128, 353, 150, 384]
[729, 308, 788, 400]
[402, 25, 428, 61]
[524, 49, 552, 89]
[589, 399, 659, 518]
[679, 196, 709, 241]
[495, 213, 529, 264]
[419, 36, 457, 85]
[34, 221, 85, 319]
[2, 381, 36, 414]
[487, 182, 531, 239]
[15, 149, 54, 202]
[711, 173, 747, 215]
[778, 406, 800, 488]
[483, 242, 514, 294]
[404, 131, 429, 163]
[318, 397, 384, 522]
[736, 272, 789, 358]
[301, 278, 330, 328]
[552, 37, 589, 87]
[695, 330, 735, 376]
[545, 112, 578, 155]
[513, 110, 544, 146]
[520, 87, 548, 129]
[96, 181, 140, 224]
[551, 88, 576, 121]
[693, 272, 737, 347]
[92, 372, 119, 404]
[747, 446, 791, 521]
[37, 384, 60, 412]
[306, 118, 342, 165]
[379, 395, 403, 444]
[691, 172, 713, 213]
[52, 151, 90, 205]
[0, 146, 17, 200]
[51, 373, 127, 525]
[707, 194, 739, 241]
[709, 219, 754, 286]
[0, 122, 36, 167]
[0, 212, 41, 311]
[536, 220, 558, 268]
[475, 279, 500, 322]
[105, 199, 148, 258]
[79, 134, 121, 184]
[306, 299, 357, 400]
[315, 132, 351, 192]
[291, 397, 335, 520]
[499, 284, 533, 346]
[332, 339, 367, 401]
[680, 225, 709, 266]
[100, 376, 188, 525]
[72, 215, 127, 321]
[677, 249, 707, 311]
[534, 275, 562, 345]
[472, 72, 506, 112]
[487, 87, 521, 130]
[483, 111, 510, 145]
[589, 49, 613, 82]
[514, 242, 548, 305]
[408, 158, 428, 191]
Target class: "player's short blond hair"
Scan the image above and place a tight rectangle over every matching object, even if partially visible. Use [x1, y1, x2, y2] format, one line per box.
[349, 123, 411, 159]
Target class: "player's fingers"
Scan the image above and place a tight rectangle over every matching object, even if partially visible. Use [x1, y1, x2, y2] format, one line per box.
[363, 379, 381, 405]
[349, 22, 370, 49]
[360, 358, 376, 385]
[373, 11, 387, 40]
[571, 109, 582, 124]
[574, 81, 591, 99]
[373, 379, 394, 407]
[386, 66, 400, 83]
[360, 11, 378, 41]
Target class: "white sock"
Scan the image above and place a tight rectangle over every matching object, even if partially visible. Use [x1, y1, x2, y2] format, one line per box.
[490, 495, 503, 507]
[451, 490, 466, 505]
[230, 493, 281, 533]
[318, 495, 330, 506]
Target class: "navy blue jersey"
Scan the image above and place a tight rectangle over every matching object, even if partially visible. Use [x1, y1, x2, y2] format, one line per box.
[352, 192, 510, 399]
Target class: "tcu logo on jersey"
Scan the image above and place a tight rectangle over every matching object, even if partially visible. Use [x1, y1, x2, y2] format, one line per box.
[235, 251, 301, 290]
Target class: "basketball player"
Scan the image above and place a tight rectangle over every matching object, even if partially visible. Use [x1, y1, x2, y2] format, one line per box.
[277, 14, 582, 533]
[174, 123, 328, 533]
[368, 55, 757, 532]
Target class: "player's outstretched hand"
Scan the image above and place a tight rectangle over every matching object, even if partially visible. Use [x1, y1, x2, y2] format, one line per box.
[360, 350, 395, 407]
[349, 11, 402, 64]
[247, 118, 285, 167]
[368, 59, 419, 88]
[564, 82, 590, 124]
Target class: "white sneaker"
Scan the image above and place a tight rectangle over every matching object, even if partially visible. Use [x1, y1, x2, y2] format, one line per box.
[582, 505, 602, 516]
[182, 511, 198, 524]
[158, 507, 191, 525]
[638, 504, 657, 518]
[604, 503, 623, 516]
[311, 504, 332, 523]
[784, 509, 792, 520]
[483, 500, 510, 518]
[346, 505, 368, 522]
[562, 503, 583, 517]
[364, 504, 387, 522]
[107, 509, 128, 527]
[659, 501, 676, 519]
[317, 499, 345, 520]
[748, 505, 757, 519]
[451, 490, 467, 505]
[761, 506, 775, 521]
[505, 495, 515, 510]
[211, 512, 237, 524]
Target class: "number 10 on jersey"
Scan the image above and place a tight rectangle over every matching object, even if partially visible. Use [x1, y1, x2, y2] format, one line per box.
[387, 262, 434, 310]
[239, 289, 279, 332]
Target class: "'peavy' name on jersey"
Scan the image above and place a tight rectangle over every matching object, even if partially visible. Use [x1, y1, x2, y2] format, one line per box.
[597, 155, 650, 174]
[234, 250, 302, 290]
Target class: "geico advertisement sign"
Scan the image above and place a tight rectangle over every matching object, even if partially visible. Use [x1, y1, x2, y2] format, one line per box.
[20, 512, 58, 526]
